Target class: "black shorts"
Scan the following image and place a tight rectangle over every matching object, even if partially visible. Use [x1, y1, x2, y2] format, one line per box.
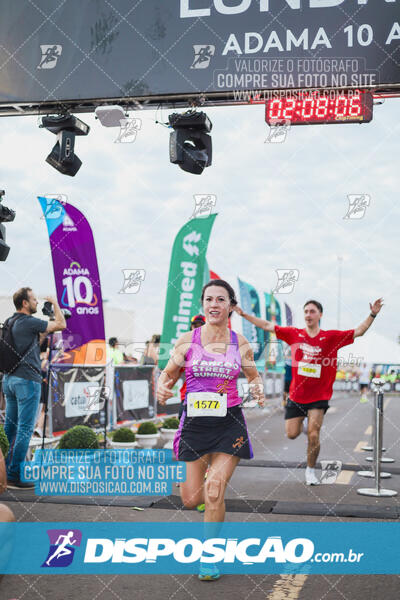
[173, 405, 253, 462]
[359, 383, 369, 391]
[285, 398, 329, 420]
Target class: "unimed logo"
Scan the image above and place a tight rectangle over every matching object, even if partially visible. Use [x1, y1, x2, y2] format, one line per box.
[83, 536, 314, 564]
[42, 529, 82, 568]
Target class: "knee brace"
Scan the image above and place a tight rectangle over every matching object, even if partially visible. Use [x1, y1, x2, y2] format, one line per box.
[206, 478, 222, 502]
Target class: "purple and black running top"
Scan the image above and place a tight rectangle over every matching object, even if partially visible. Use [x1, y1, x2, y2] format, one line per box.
[185, 326, 242, 406]
[173, 326, 254, 462]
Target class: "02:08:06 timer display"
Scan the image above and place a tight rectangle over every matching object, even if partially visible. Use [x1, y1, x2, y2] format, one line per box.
[265, 90, 373, 126]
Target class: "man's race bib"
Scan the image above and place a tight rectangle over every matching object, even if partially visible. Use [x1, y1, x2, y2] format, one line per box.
[186, 392, 227, 417]
[298, 361, 321, 378]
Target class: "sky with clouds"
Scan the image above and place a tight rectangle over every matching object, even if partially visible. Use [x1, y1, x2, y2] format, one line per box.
[0, 96, 399, 346]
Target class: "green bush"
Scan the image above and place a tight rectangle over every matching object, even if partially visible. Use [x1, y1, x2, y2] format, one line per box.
[58, 425, 99, 450]
[112, 427, 136, 442]
[0, 424, 9, 459]
[162, 417, 179, 430]
[137, 421, 158, 435]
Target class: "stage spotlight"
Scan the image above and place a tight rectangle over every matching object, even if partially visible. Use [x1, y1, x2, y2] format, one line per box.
[40, 114, 90, 176]
[169, 111, 212, 175]
[0, 190, 15, 262]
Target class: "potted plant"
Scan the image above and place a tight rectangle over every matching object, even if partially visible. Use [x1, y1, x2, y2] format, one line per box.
[58, 425, 100, 449]
[160, 417, 179, 449]
[0, 424, 9, 459]
[109, 427, 136, 449]
[135, 421, 160, 449]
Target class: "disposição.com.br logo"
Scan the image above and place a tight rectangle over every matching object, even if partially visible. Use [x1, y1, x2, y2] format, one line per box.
[41, 529, 82, 568]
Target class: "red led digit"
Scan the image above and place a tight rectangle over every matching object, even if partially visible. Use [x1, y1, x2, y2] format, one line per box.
[266, 91, 372, 125]
[283, 98, 296, 120]
[335, 95, 348, 118]
[315, 96, 329, 119]
[301, 98, 314, 119]
[269, 99, 283, 120]
[349, 93, 362, 117]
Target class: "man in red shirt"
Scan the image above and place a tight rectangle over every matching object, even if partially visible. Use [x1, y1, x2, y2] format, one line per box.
[234, 297, 383, 485]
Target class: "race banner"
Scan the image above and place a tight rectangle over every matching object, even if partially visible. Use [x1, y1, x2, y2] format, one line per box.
[1, 2, 399, 110]
[285, 302, 294, 327]
[203, 258, 211, 286]
[194, 257, 211, 314]
[238, 278, 265, 371]
[158, 215, 217, 370]
[2, 521, 399, 574]
[38, 196, 106, 365]
[274, 295, 282, 327]
[265, 292, 285, 374]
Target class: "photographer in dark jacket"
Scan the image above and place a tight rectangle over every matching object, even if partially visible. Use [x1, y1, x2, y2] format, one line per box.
[2, 288, 66, 488]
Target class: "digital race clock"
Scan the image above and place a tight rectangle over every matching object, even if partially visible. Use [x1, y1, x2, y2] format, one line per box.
[265, 90, 373, 126]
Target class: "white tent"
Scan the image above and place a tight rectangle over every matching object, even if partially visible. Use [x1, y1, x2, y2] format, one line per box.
[338, 330, 400, 366]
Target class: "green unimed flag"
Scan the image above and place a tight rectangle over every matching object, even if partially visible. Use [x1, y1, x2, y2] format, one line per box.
[158, 214, 217, 370]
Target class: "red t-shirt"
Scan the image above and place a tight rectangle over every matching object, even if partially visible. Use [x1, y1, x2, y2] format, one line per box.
[275, 326, 355, 404]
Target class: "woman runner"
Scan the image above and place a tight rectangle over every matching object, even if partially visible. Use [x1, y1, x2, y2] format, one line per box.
[157, 280, 265, 581]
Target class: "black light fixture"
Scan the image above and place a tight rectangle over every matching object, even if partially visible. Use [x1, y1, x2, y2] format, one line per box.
[0, 190, 15, 262]
[40, 114, 90, 176]
[169, 111, 212, 175]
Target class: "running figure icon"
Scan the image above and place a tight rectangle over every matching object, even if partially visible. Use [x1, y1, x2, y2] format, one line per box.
[45, 531, 77, 566]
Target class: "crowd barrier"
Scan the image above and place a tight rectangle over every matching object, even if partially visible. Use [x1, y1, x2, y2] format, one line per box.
[333, 380, 400, 393]
[2, 367, 397, 437]
[44, 365, 286, 434]
[30, 366, 400, 436]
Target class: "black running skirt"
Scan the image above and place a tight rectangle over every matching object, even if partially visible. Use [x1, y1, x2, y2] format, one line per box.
[173, 405, 254, 462]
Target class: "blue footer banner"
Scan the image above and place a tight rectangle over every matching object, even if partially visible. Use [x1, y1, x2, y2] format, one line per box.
[0, 522, 399, 574]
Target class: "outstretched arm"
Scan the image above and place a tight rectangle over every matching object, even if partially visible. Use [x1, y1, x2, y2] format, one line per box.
[233, 305, 275, 332]
[354, 298, 383, 338]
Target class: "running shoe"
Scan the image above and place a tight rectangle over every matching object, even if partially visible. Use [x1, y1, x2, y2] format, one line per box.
[7, 478, 35, 490]
[305, 468, 320, 486]
[198, 563, 220, 581]
[196, 503, 205, 513]
[360, 395, 368, 404]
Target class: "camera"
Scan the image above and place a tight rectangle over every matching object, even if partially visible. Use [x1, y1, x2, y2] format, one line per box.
[42, 301, 72, 320]
[42, 301, 54, 318]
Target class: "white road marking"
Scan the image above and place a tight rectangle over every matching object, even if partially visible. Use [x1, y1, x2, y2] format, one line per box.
[336, 470, 354, 485]
[353, 441, 368, 452]
[267, 574, 308, 599]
